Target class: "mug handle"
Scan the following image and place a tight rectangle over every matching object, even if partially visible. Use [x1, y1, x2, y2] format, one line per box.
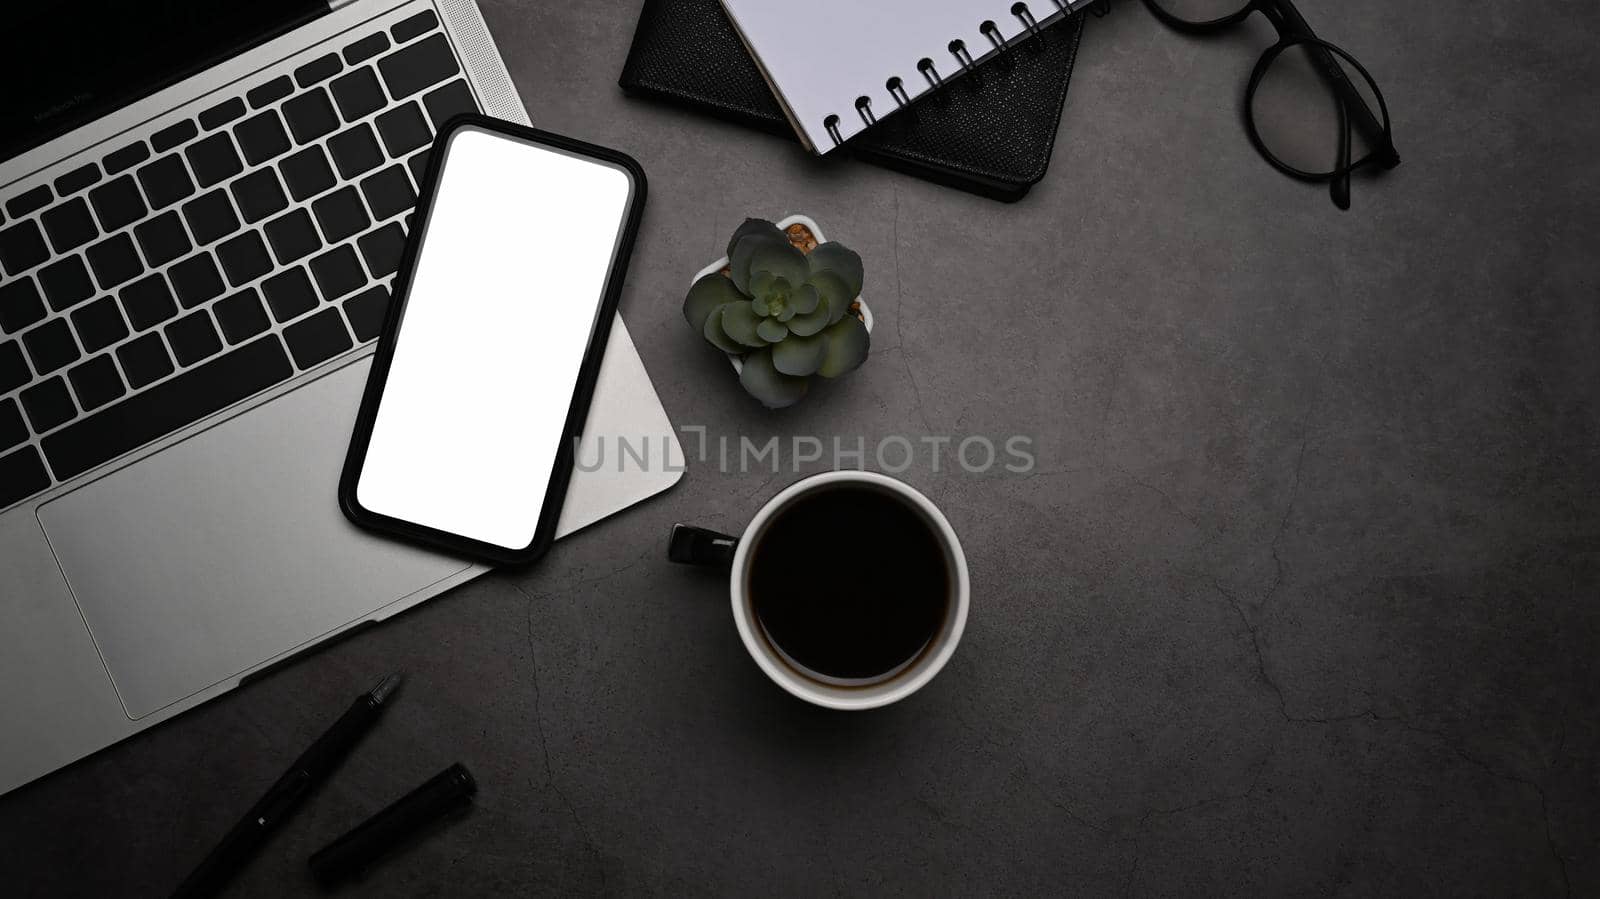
[667, 524, 739, 568]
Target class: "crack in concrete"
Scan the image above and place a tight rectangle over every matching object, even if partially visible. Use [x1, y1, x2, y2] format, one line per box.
[1402, 724, 1571, 898]
[1117, 751, 1276, 897]
[1113, 465, 1203, 531]
[507, 580, 608, 892]
[888, 186, 934, 436]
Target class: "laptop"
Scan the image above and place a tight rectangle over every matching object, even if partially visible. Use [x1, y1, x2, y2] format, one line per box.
[0, 0, 683, 796]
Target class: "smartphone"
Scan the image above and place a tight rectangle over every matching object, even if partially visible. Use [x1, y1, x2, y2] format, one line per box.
[339, 116, 645, 566]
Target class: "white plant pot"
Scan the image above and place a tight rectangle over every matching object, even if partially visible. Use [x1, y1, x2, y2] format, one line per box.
[690, 214, 874, 375]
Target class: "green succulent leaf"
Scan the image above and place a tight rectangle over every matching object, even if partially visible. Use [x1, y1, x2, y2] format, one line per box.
[807, 242, 864, 299]
[719, 301, 768, 347]
[729, 233, 790, 294]
[816, 314, 870, 378]
[684, 273, 745, 332]
[774, 303, 797, 323]
[749, 270, 776, 296]
[751, 293, 771, 317]
[786, 294, 832, 336]
[791, 283, 820, 315]
[726, 218, 784, 259]
[755, 317, 788, 343]
[807, 271, 855, 325]
[702, 305, 747, 354]
[744, 239, 808, 290]
[771, 331, 828, 377]
[740, 348, 810, 409]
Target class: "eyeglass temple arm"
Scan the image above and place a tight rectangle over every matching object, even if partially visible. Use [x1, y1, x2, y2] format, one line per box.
[1268, 0, 1399, 169]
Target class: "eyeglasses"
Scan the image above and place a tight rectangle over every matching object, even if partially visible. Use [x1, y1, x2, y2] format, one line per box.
[1141, 0, 1399, 210]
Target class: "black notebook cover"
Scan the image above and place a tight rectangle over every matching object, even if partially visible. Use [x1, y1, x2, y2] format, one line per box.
[619, 0, 1087, 201]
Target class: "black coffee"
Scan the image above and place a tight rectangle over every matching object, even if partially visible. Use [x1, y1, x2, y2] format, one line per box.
[748, 485, 949, 683]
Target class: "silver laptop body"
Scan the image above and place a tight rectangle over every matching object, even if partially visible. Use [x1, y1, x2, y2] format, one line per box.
[0, 0, 681, 796]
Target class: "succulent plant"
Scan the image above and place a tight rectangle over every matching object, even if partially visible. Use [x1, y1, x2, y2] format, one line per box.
[683, 219, 870, 408]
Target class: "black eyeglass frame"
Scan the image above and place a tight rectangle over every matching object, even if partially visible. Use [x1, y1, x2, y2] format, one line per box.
[1142, 0, 1400, 209]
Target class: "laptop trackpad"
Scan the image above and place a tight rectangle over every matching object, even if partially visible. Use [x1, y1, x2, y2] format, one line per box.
[37, 359, 472, 719]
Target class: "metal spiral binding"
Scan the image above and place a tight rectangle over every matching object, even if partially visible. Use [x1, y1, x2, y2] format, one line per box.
[824, 2, 1073, 147]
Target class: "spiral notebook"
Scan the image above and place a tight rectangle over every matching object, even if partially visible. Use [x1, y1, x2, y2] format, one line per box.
[719, 0, 1097, 153]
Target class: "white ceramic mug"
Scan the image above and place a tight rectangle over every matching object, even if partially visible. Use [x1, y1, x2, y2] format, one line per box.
[669, 470, 969, 710]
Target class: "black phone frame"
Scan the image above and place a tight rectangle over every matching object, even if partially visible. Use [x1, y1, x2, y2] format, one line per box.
[338, 114, 647, 567]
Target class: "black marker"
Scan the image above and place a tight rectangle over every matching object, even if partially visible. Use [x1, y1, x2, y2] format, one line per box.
[172, 673, 403, 899]
[310, 763, 478, 885]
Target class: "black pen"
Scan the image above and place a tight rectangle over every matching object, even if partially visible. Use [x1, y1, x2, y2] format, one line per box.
[172, 673, 403, 899]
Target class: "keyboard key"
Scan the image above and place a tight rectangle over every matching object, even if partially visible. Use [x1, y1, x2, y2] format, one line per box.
[0, 341, 30, 393]
[120, 274, 178, 331]
[85, 233, 144, 290]
[88, 175, 148, 232]
[53, 163, 101, 198]
[309, 245, 366, 301]
[284, 308, 352, 369]
[166, 310, 223, 366]
[22, 319, 79, 374]
[295, 53, 343, 88]
[283, 88, 340, 144]
[327, 124, 383, 179]
[71, 297, 128, 353]
[6, 185, 52, 218]
[391, 10, 439, 43]
[151, 120, 198, 153]
[360, 166, 415, 222]
[230, 168, 288, 224]
[234, 110, 291, 165]
[137, 154, 197, 210]
[247, 76, 294, 109]
[407, 149, 430, 186]
[214, 289, 269, 344]
[186, 133, 245, 188]
[0, 447, 51, 509]
[422, 80, 477, 131]
[116, 333, 175, 389]
[199, 97, 246, 130]
[312, 187, 370, 244]
[21, 377, 76, 432]
[216, 231, 272, 286]
[343, 32, 390, 65]
[357, 223, 405, 278]
[169, 253, 225, 308]
[37, 255, 95, 312]
[261, 267, 319, 322]
[263, 210, 322, 266]
[40, 198, 99, 253]
[182, 189, 241, 245]
[331, 67, 386, 122]
[342, 284, 390, 342]
[133, 211, 192, 267]
[379, 34, 459, 102]
[375, 103, 431, 157]
[0, 398, 25, 449]
[103, 142, 150, 175]
[0, 220, 49, 275]
[279, 146, 337, 201]
[46, 334, 293, 480]
[67, 354, 125, 411]
[0, 278, 46, 333]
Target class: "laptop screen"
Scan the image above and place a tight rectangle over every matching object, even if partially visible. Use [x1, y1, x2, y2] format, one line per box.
[0, 0, 325, 163]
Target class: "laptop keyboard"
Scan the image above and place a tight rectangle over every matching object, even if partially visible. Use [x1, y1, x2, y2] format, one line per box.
[0, 8, 480, 510]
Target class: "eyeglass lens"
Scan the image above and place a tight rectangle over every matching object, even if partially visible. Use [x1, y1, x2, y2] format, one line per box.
[1249, 41, 1385, 176]
[1147, 0, 1252, 24]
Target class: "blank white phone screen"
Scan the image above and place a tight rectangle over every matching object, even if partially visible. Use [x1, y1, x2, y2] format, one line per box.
[356, 125, 632, 551]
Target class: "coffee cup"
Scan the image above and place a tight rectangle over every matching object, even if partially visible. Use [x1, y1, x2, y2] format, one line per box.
[669, 470, 968, 710]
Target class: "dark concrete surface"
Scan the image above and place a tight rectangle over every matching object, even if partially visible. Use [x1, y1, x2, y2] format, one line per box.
[3, 1, 1597, 896]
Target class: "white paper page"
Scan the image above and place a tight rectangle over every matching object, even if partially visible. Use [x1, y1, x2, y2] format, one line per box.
[720, 0, 1093, 153]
